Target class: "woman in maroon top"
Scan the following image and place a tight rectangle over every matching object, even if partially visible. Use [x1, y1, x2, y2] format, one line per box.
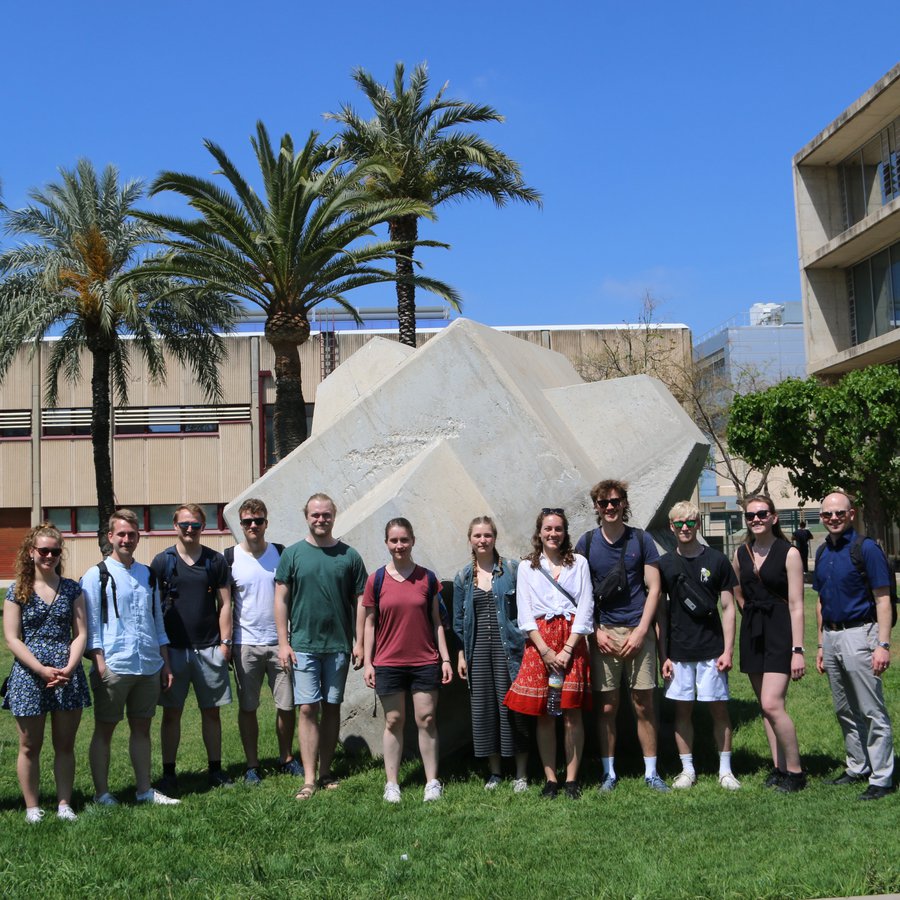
[363, 518, 453, 803]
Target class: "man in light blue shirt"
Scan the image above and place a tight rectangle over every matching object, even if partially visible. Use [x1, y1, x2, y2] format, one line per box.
[83, 509, 178, 805]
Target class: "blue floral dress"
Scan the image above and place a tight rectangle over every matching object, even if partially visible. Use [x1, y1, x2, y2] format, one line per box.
[2, 578, 91, 716]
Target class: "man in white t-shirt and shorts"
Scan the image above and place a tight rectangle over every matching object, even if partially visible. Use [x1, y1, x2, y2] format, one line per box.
[657, 500, 740, 790]
[229, 498, 301, 784]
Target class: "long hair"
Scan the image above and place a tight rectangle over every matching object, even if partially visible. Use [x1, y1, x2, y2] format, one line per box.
[527, 509, 574, 569]
[12, 523, 64, 604]
[468, 515, 503, 577]
[742, 494, 787, 544]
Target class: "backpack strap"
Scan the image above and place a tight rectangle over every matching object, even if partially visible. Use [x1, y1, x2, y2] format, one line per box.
[224, 546, 235, 568]
[273, 543, 285, 556]
[850, 535, 898, 627]
[97, 561, 118, 626]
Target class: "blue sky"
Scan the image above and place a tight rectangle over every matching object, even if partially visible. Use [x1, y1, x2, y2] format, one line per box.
[2, 1, 897, 336]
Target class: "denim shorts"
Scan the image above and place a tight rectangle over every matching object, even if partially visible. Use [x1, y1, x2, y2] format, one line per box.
[292, 651, 350, 705]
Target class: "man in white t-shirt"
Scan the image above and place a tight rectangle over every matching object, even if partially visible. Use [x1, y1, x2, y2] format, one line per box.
[229, 498, 301, 784]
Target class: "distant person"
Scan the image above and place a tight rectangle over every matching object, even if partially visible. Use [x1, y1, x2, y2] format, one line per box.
[452, 516, 528, 792]
[732, 494, 806, 792]
[814, 490, 895, 800]
[657, 502, 740, 790]
[83, 510, 178, 806]
[152, 504, 233, 795]
[574, 480, 666, 793]
[275, 493, 367, 800]
[505, 508, 592, 800]
[227, 499, 301, 784]
[792, 520, 814, 574]
[2, 524, 90, 823]
[363, 517, 453, 803]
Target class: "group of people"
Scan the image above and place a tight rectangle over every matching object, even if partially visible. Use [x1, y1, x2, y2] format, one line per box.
[2, 481, 895, 822]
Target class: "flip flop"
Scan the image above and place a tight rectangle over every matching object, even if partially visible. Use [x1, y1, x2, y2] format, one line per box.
[319, 776, 341, 791]
[295, 784, 317, 801]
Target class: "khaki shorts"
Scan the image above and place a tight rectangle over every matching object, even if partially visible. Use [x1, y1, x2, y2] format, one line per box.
[233, 644, 294, 712]
[90, 667, 161, 722]
[591, 625, 658, 692]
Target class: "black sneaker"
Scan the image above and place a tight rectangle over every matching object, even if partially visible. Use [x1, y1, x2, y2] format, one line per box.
[776, 771, 807, 793]
[764, 768, 787, 788]
[157, 774, 178, 796]
[859, 784, 895, 801]
[563, 781, 581, 800]
[208, 769, 234, 788]
[826, 772, 867, 786]
[540, 780, 559, 799]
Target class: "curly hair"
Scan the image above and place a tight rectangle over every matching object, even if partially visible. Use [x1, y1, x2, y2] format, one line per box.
[468, 515, 503, 577]
[742, 494, 788, 544]
[526, 509, 575, 569]
[590, 479, 630, 524]
[12, 523, 64, 604]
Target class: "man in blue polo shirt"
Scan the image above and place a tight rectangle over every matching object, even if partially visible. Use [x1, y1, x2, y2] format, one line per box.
[814, 490, 895, 800]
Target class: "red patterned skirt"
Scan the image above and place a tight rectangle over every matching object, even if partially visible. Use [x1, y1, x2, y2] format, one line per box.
[504, 615, 591, 716]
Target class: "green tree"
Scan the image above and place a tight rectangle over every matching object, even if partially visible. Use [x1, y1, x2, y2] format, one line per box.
[727, 365, 900, 540]
[0, 161, 236, 550]
[327, 61, 542, 347]
[137, 122, 454, 458]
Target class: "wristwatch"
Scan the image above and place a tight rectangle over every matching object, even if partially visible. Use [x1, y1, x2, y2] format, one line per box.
[877, 641, 891, 650]
[221, 638, 233, 647]
[791, 646, 805, 654]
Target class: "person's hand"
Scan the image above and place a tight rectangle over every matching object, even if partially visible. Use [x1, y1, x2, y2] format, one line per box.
[160, 664, 174, 692]
[540, 647, 559, 672]
[220, 642, 232, 664]
[278, 644, 296, 672]
[716, 651, 733, 673]
[620, 627, 645, 659]
[94, 656, 107, 680]
[351, 642, 364, 670]
[661, 658, 674, 680]
[457, 656, 468, 681]
[791, 653, 805, 681]
[595, 627, 616, 656]
[43, 667, 69, 687]
[364, 664, 376, 689]
[816, 648, 825, 675]
[441, 661, 453, 684]
[555, 646, 573, 673]
[873, 645, 891, 677]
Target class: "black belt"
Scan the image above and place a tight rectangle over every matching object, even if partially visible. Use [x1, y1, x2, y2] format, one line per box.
[823, 617, 875, 631]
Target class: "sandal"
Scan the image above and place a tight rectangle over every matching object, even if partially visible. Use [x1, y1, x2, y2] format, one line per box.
[295, 784, 317, 801]
[318, 776, 341, 791]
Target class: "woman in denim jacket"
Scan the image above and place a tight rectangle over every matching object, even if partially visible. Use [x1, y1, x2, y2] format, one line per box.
[453, 516, 529, 791]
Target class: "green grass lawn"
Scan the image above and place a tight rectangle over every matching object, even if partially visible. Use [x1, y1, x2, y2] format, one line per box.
[1, 591, 898, 899]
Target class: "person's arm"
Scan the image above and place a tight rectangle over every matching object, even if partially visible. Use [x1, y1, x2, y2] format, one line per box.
[81, 569, 106, 676]
[731, 551, 745, 612]
[216, 582, 232, 663]
[63, 589, 88, 676]
[432, 593, 453, 684]
[815, 595, 826, 675]
[3, 598, 58, 683]
[785, 546, 805, 680]
[657, 582, 672, 679]
[872, 587, 892, 677]
[159, 644, 173, 691]
[452, 571, 468, 681]
[717, 589, 735, 673]
[274, 581, 296, 670]
[621, 562, 660, 659]
[352, 594, 365, 670]
[517, 565, 556, 670]
[362, 607, 376, 688]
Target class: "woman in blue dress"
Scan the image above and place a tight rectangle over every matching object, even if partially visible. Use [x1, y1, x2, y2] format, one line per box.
[2, 524, 90, 822]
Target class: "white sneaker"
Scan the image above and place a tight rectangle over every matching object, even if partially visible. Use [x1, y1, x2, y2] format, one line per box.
[718, 772, 741, 790]
[423, 779, 443, 802]
[56, 804, 78, 821]
[136, 789, 181, 805]
[25, 808, 44, 824]
[383, 782, 401, 803]
[672, 771, 697, 789]
[94, 792, 119, 806]
[512, 777, 528, 794]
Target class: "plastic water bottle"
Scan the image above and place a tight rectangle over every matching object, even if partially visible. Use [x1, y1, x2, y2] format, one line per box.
[546, 672, 564, 717]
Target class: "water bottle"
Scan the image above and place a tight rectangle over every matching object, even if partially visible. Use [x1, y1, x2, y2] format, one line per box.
[546, 672, 564, 717]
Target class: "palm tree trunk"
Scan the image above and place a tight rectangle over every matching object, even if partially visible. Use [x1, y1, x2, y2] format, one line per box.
[265, 311, 311, 460]
[90, 347, 115, 554]
[390, 215, 419, 348]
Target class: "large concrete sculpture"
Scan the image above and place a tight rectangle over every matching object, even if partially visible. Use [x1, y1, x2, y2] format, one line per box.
[225, 318, 708, 754]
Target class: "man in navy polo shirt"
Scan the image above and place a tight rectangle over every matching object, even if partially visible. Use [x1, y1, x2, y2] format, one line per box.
[814, 490, 895, 800]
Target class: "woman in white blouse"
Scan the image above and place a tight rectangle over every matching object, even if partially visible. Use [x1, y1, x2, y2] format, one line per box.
[504, 508, 593, 798]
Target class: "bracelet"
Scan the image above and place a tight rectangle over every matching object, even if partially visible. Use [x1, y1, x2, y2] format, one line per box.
[791, 646, 805, 654]
[441, 658, 450, 663]
[560, 646, 572, 654]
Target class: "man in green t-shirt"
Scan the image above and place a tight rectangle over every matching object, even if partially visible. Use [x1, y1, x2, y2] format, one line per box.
[275, 493, 367, 798]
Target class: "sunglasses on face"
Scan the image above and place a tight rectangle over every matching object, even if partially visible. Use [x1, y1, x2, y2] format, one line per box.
[35, 547, 62, 558]
[820, 510, 849, 521]
[241, 517, 266, 527]
[177, 522, 203, 532]
[596, 498, 622, 509]
[541, 507, 564, 516]
[672, 520, 698, 529]
[744, 511, 771, 522]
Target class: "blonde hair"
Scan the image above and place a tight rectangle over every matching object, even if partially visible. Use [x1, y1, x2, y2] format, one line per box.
[174, 503, 206, 525]
[13, 523, 64, 604]
[467, 515, 503, 576]
[668, 501, 700, 522]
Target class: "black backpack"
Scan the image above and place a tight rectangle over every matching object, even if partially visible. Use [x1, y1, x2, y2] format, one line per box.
[815, 535, 898, 627]
[158, 546, 220, 612]
[223, 543, 285, 568]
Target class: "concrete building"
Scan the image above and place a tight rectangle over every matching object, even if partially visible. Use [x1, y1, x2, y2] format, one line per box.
[0, 320, 692, 577]
[794, 62, 900, 378]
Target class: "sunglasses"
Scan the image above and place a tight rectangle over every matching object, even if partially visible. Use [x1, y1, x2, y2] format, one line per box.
[820, 510, 849, 521]
[177, 522, 203, 532]
[240, 517, 266, 527]
[672, 520, 698, 529]
[542, 507, 564, 516]
[596, 497, 623, 509]
[35, 546, 62, 558]
[744, 511, 771, 522]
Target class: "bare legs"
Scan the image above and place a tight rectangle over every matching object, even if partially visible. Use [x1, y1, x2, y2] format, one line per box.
[749, 672, 801, 772]
[536, 710, 583, 783]
[16, 709, 82, 809]
[380, 691, 440, 784]
[239, 707, 297, 768]
[298, 701, 341, 784]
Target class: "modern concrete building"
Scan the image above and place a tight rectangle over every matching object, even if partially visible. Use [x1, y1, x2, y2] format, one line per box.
[794, 62, 900, 378]
[0, 320, 692, 577]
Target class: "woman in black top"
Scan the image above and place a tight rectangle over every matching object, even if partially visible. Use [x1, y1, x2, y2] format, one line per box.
[732, 494, 806, 792]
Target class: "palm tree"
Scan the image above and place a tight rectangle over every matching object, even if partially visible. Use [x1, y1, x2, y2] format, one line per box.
[326, 61, 542, 347]
[136, 121, 456, 458]
[0, 161, 237, 551]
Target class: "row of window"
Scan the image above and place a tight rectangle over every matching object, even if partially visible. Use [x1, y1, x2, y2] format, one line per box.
[841, 116, 900, 229]
[44, 503, 226, 535]
[850, 239, 900, 345]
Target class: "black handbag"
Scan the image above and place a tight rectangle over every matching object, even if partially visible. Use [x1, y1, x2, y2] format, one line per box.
[674, 555, 718, 619]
